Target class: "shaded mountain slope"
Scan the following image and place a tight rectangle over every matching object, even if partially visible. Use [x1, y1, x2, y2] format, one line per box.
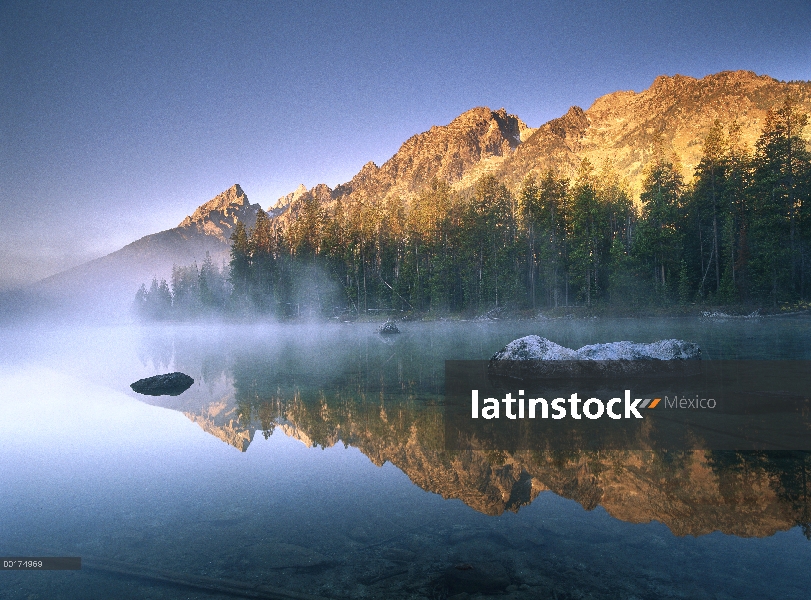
[29, 184, 260, 317]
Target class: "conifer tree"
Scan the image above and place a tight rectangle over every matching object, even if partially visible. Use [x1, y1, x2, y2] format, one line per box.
[634, 153, 683, 299]
[692, 120, 727, 296]
[751, 96, 811, 301]
[250, 209, 278, 312]
[229, 220, 251, 307]
[133, 283, 148, 317]
[199, 251, 227, 311]
[569, 160, 609, 305]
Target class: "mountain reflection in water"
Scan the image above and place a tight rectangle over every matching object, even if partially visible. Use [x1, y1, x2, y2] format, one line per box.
[136, 320, 811, 540]
[3, 319, 811, 599]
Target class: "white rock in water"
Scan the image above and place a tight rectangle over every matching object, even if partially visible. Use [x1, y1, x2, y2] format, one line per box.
[490, 336, 577, 361]
[574, 339, 701, 360]
[489, 336, 700, 379]
[491, 336, 700, 361]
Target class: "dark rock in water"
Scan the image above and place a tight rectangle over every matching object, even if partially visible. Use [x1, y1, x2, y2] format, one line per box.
[489, 336, 701, 380]
[130, 372, 194, 396]
[379, 321, 400, 334]
[441, 562, 510, 594]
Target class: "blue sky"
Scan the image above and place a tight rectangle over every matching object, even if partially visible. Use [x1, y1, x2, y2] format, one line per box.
[1, 0, 810, 288]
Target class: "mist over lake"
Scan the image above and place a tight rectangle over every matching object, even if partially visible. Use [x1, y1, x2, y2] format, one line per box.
[2, 317, 811, 599]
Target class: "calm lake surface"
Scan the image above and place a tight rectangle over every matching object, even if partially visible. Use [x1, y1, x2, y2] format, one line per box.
[1, 317, 811, 599]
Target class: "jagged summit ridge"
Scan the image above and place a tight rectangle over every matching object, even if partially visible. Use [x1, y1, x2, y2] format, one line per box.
[268, 107, 534, 225]
[271, 183, 308, 213]
[331, 106, 531, 202]
[296, 70, 810, 205]
[263, 71, 811, 235]
[567, 70, 811, 192]
[178, 183, 261, 242]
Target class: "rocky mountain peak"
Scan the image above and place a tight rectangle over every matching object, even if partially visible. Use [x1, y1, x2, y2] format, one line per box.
[291, 183, 308, 198]
[178, 183, 261, 242]
[494, 70, 811, 195]
[205, 72, 809, 229]
[271, 183, 309, 213]
[268, 182, 336, 224]
[358, 160, 380, 175]
[649, 73, 696, 93]
[546, 106, 589, 142]
[341, 161, 380, 194]
[333, 106, 530, 201]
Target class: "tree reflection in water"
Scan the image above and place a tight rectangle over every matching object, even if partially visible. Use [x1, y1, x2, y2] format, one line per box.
[133, 321, 811, 540]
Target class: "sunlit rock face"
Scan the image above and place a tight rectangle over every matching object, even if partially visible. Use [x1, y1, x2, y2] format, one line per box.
[269, 107, 533, 226]
[334, 106, 531, 200]
[177, 184, 260, 243]
[496, 70, 811, 196]
[268, 183, 308, 217]
[276, 71, 810, 224]
[267, 183, 334, 232]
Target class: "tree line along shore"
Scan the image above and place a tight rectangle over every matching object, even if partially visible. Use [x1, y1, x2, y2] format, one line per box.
[135, 98, 811, 321]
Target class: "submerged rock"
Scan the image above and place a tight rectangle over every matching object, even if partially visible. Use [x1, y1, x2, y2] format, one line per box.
[130, 372, 194, 396]
[379, 321, 400, 334]
[489, 336, 700, 379]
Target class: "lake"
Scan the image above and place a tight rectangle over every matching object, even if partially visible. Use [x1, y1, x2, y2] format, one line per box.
[1, 316, 810, 599]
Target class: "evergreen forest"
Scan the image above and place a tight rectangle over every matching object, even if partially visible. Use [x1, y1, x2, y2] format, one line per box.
[135, 98, 811, 320]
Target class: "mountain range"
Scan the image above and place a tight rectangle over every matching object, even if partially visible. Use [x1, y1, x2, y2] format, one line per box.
[21, 70, 811, 317]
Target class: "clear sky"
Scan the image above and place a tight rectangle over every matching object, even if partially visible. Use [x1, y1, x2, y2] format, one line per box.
[1, 0, 810, 289]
